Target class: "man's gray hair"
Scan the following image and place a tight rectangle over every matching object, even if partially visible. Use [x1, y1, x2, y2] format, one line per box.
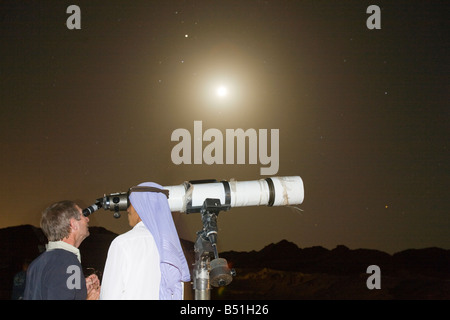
[40, 200, 81, 241]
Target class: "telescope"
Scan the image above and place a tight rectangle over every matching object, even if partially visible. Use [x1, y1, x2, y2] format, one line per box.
[82, 176, 304, 217]
[83, 176, 304, 300]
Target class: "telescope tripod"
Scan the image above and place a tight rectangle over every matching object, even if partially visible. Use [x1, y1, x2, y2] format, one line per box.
[193, 198, 236, 300]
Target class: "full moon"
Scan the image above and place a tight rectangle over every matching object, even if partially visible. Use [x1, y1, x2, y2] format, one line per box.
[216, 86, 228, 98]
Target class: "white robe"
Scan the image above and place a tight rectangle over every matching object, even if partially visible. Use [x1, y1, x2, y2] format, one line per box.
[100, 221, 161, 300]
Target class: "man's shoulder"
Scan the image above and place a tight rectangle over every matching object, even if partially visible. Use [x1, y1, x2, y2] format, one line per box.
[112, 223, 154, 244]
[31, 249, 80, 268]
[47, 248, 80, 261]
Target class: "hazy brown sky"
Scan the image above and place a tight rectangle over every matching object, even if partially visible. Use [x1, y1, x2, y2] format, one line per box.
[1, 0, 448, 254]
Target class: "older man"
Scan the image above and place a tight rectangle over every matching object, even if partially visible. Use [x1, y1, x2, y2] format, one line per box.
[24, 200, 100, 300]
[100, 182, 191, 300]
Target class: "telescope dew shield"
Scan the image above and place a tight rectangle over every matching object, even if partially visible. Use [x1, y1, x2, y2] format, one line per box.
[165, 176, 304, 213]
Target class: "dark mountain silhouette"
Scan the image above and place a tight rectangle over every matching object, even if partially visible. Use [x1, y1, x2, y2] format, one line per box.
[1, 225, 449, 299]
[217, 241, 450, 299]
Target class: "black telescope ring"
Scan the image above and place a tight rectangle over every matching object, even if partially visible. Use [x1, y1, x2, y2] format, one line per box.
[221, 181, 231, 206]
[265, 178, 275, 207]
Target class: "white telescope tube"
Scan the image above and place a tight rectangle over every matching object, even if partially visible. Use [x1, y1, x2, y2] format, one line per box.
[164, 176, 304, 213]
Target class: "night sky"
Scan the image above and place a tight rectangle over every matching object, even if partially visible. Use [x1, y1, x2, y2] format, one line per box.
[1, 1, 448, 254]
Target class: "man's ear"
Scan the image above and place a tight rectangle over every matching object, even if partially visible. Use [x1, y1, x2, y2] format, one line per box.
[69, 217, 79, 231]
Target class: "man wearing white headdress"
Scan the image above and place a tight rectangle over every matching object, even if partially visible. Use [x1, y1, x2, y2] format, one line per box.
[100, 182, 191, 300]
